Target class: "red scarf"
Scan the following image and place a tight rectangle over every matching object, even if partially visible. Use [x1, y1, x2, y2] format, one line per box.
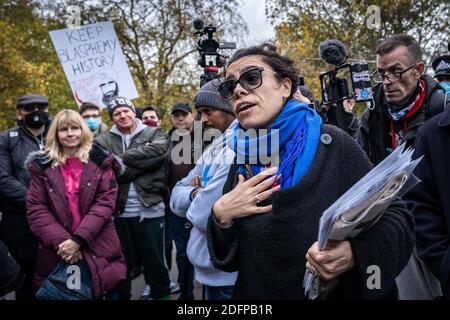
[390, 80, 426, 149]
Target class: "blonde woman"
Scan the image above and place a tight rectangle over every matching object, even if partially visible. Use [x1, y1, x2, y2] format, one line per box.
[26, 109, 125, 299]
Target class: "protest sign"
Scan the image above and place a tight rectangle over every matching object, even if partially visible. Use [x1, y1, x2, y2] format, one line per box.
[50, 21, 138, 108]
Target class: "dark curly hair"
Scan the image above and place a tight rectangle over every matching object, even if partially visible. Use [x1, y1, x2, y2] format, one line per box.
[226, 43, 299, 98]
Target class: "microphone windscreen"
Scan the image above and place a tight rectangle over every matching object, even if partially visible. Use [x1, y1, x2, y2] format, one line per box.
[319, 39, 347, 66]
[193, 19, 204, 31]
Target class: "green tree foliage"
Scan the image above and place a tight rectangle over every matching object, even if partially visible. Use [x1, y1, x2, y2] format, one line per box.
[266, 0, 450, 102]
[41, 0, 247, 129]
[0, 0, 75, 130]
[0, 0, 246, 131]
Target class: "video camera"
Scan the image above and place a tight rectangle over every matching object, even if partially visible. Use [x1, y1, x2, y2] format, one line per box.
[318, 39, 374, 109]
[193, 19, 236, 87]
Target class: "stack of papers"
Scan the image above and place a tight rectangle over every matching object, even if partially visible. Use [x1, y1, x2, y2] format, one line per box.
[304, 144, 422, 299]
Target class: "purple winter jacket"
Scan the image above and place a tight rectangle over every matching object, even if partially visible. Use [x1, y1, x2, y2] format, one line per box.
[26, 144, 126, 298]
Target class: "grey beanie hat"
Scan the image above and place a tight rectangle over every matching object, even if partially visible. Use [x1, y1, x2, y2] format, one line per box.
[194, 79, 234, 115]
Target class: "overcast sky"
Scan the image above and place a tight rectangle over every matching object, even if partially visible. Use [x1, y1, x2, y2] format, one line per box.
[239, 0, 275, 45]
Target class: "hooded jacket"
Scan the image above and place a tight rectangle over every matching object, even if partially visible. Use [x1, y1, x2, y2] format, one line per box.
[0, 125, 48, 214]
[0, 124, 49, 260]
[170, 120, 238, 287]
[26, 144, 126, 298]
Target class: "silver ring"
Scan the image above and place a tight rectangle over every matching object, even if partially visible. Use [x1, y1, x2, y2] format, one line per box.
[254, 195, 261, 204]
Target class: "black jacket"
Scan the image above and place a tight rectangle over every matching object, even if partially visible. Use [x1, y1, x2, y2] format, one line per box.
[358, 75, 449, 165]
[166, 128, 199, 193]
[0, 126, 45, 259]
[207, 125, 414, 299]
[404, 105, 450, 298]
[319, 103, 360, 139]
[0, 126, 47, 214]
[0, 240, 24, 296]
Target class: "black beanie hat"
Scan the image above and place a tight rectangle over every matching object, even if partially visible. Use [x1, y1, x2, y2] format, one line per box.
[106, 96, 135, 118]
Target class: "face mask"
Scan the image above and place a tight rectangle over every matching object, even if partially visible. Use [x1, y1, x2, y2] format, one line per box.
[85, 118, 101, 131]
[440, 82, 450, 96]
[24, 110, 49, 129]
[143, 119, 158, 127]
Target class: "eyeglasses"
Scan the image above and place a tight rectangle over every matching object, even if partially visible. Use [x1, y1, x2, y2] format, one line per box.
[218, 67, 278, 101]
[21, 104, 48, 112]
[371, 64, 417, 83]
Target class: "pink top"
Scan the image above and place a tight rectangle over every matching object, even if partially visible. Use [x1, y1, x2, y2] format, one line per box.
[59, 157, 85, 233]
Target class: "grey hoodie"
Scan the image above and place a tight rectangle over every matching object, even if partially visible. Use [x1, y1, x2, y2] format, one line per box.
[170, 120, 238, 286]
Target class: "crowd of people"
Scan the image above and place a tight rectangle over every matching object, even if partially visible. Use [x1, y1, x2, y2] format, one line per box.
[1, 33, 450, 300]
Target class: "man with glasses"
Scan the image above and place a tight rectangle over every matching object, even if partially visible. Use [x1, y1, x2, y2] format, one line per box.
[359, 34, 450, 300]
[0, 94, 51, 299]
[358, 34, 449, 165]
[79, 102, 109, 137]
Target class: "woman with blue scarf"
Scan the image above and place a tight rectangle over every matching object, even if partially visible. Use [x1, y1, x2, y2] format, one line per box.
[207, 44, 414, 299]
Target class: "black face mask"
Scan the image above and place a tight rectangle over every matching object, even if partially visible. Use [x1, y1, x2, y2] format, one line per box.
[23, 110, 49, 129]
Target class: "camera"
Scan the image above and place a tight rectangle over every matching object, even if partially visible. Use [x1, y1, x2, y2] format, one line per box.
[193, 19, 236, 87]
[318, 39, 374, 109]
[298, 75, 305, 87]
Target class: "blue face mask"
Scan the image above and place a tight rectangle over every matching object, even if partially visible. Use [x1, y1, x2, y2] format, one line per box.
[85, 118, 101, 132]
[440, 82, 450, 96]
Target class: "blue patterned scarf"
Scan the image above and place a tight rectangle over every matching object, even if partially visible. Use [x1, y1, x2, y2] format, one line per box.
[227, 99, 322, 189]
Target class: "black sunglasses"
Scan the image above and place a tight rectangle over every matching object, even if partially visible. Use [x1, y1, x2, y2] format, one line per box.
[218, 67, 278, 101]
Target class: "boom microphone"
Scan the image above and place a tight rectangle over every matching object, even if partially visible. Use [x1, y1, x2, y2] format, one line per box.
[319, 39, 348, 66]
